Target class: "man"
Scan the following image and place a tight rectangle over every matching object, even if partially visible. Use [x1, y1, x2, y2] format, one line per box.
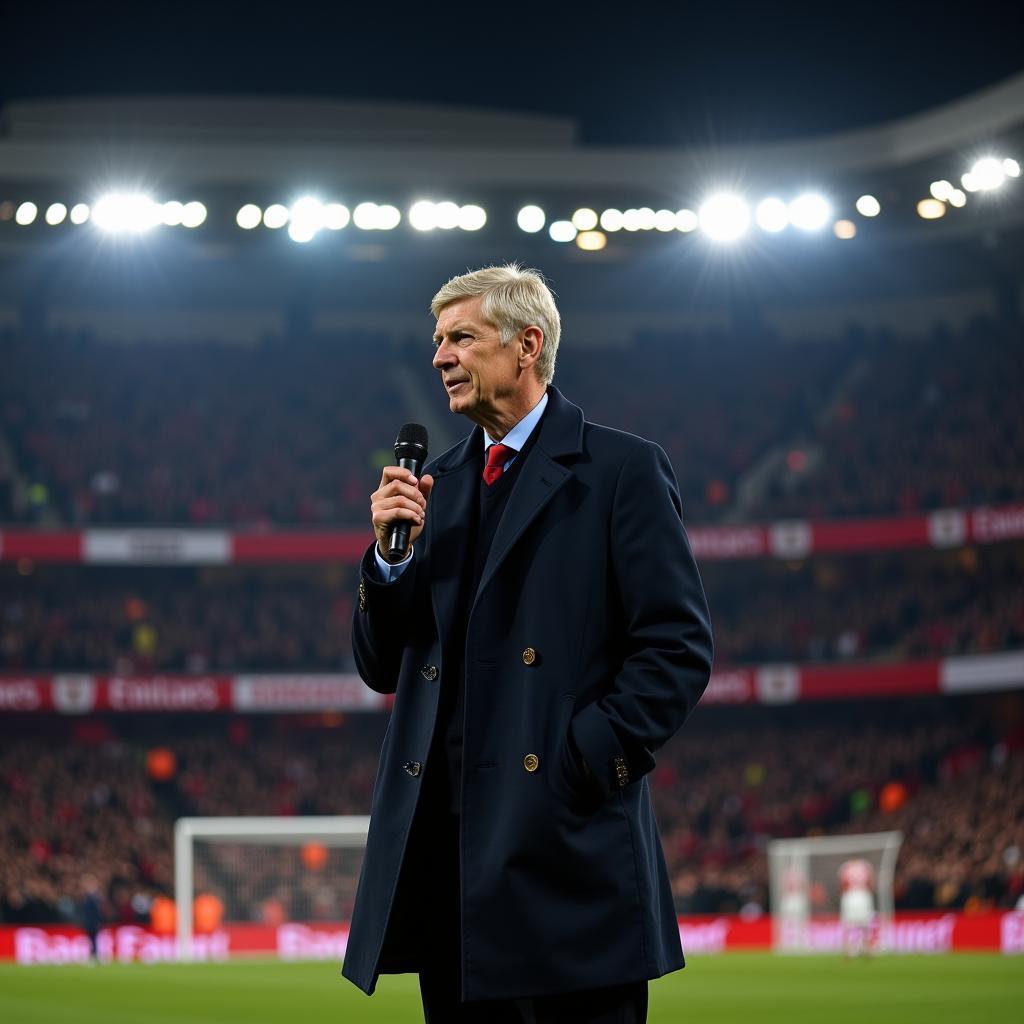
[342, 265, 713, 1022]
[838, 857, 877, 957]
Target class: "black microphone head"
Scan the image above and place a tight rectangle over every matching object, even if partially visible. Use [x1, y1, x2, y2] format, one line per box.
[395, 422, 428, 462]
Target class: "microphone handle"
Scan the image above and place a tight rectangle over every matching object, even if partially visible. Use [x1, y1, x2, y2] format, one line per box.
[386, 456, 424, 562]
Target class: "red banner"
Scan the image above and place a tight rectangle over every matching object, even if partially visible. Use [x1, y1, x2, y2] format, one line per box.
[2, 913, 1020, 963]
[3, 503, 1024, 566]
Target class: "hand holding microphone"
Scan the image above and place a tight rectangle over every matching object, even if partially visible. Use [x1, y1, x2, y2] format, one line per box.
[371, 423, 433, 563]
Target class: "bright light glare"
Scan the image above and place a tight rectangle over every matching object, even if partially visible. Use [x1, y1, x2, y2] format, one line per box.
[181, 202, 207, 228]
[698, 193, 750, 241]
[517, 205, 545, 233]
[755, 197, 788, 233]
[572, 208, 598, 231]
[433, 201, 459, 230]
[930, 180, 953, 201]
[833, 219, 857, 240]
[917, 198, 945, 220]
[961, 172, 979, 193]
[263, 204, 289, 229]
[548, 220, 577, 243]
[376, 204, 400, 230]
[600, 209, 623, 232]
[855, 195, 880, 217]
[15, 202, 38, 226]
[948, 189, 967, 208]
[970, 157, 1005, 191]
[576, 230, 607, 251]
[1004, 158, 1021, 178]
[236, 204, 262, 229]
[458, 205, 486, 231]
[788, 193, 831, 231]
[409, 201, 437, 231]
[323, 203, 350, 230]
[288, 197, 325, 243]
[637, 207, 656, 231]
[654, 209, 676, 232]
[70, 203, 90, 225]
[45, 203, 67, 226]
[675, 209, 698, 232]
[353, 203, 379, 229]
[622, 209, 642, 231]
[92, 194, 162, 233]
[161, 201, 185, 226]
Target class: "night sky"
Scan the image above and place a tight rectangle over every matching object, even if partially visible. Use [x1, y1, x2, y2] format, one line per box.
[2, 1, 1022, 145]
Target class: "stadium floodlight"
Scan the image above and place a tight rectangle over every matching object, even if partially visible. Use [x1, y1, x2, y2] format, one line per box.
[181, 202, 207, 228]
[323, 203, 350, 230]
[916, 198, 945, 219]
[855, 195, 880, 217]
[675, 209, 698, 232]
[517, 205, 545, 233]
[548, 220, 577, 242]
[654, 209, 676, 232]
[929, 180, 953, 202]
[433, 201, 459, 230]
[1004, 158, 1021, 178]
[69, 203, 90, 225]
[576, 230, 607, 251]
[354, 202, 380, 230]
[622, 209, 642, 231]
[969, 157, 1005, 191]
[409, 200, 438, 231]
[788, 193, 830, 231]
[637, 207, 656, 231]
[92, 193, 162, 233]
[44, 203, 67, 226]
[161, 201, 184, 226]
[263, 204, 289, 229]
[698, 192, 750, 241]
[236, 204, 262, 230]
[755, 197, 788, 233]
[572, 208, 598, 231]
[948, 189, 967, 208]
[960, 171, 979, 193]
[600, 208, 624, 232]
[833, 219, 857, 239]
[288, 197, 325, 242]
[458, 205, 486, 231]
[376, 204, 401, 230]
[15, 202, 39, 226]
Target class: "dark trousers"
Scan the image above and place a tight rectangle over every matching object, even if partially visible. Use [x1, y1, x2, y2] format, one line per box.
[417, 809, 647, 1024]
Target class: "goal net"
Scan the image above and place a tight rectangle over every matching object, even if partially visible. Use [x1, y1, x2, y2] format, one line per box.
[767, 831, 902, 953]
[174, 815, 370, 960]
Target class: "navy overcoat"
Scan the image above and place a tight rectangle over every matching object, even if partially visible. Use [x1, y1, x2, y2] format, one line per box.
[342, 387, 713, 1001]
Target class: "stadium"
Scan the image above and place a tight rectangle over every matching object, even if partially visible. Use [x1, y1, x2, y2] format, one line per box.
[1, 8, 1023, 1022]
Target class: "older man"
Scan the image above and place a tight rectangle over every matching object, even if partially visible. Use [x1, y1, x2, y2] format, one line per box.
[342, 265, 713, 1022]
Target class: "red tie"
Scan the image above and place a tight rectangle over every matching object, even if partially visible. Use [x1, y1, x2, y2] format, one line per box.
[483, 443, 516, 485]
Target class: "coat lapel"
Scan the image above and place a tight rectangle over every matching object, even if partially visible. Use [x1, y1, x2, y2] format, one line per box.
[472, 387, 584, 611]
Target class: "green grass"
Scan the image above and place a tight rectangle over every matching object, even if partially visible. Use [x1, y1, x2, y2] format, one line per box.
[1, 954, 1021, 1023]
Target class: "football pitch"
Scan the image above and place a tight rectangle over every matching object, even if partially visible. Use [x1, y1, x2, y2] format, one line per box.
[1, 954, 1020, 1024]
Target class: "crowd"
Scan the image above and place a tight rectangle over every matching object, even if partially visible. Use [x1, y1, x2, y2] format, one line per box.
[2, 696, 1022, 927]
[2, 318, 1021, 529]
[3, 544, 1022, 674]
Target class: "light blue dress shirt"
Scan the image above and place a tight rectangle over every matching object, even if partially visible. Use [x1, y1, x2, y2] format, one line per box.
[374, 391, 549, 582]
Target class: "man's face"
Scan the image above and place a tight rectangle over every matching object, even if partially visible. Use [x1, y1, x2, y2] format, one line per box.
[432, 296, 522, 423]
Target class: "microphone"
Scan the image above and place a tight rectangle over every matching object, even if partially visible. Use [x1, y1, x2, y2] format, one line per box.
[387, 422, 429, 563]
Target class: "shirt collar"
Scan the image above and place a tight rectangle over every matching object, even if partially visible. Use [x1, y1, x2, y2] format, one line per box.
[483, 391, 549, 453]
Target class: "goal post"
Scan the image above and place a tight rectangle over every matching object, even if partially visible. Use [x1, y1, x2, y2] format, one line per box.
[767, 831, 903, 953]
[174, 815, 370, 961]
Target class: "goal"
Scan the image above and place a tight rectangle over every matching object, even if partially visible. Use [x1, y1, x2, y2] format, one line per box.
[173, 815, 370, 960]
[767, 831, 902, 953]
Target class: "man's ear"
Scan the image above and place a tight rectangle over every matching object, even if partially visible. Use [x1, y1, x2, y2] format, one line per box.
[519, 325, 544, 371]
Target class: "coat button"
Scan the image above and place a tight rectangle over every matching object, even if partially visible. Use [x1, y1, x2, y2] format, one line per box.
[523, 753, 540, 773]
[421, 665, 438, 681]
[403, 761, 422, 777]
[522, 647, 537, 666]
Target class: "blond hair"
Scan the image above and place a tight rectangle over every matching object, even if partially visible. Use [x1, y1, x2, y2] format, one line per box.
[431, 263, 561, 385]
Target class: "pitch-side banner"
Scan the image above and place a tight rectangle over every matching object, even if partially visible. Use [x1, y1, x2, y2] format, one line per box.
[2, 503, 1023, 565]
[1, 652, 1022, 713]
[2, 913, 1022, 963]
